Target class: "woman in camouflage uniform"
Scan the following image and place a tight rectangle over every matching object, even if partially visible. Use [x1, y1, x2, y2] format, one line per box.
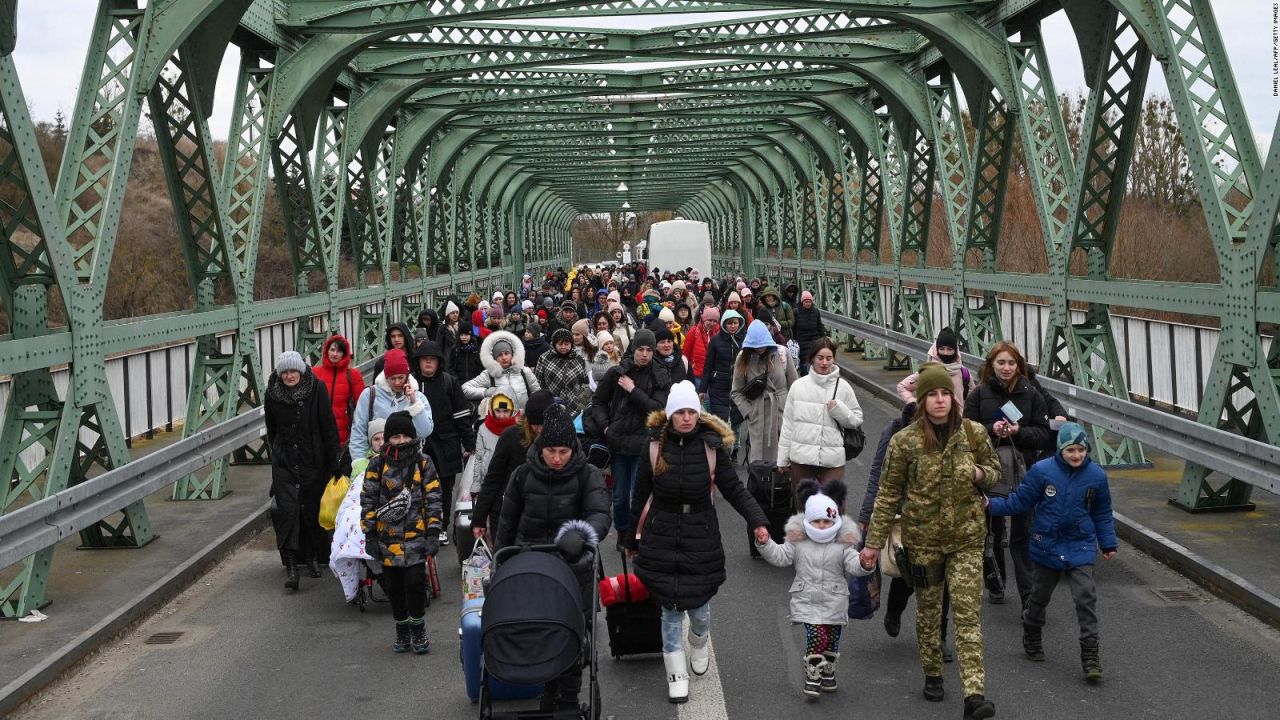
[861, 363, 1002, 720]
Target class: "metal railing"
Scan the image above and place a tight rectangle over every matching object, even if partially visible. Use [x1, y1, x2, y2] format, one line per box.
[824, 312, 1280, 497]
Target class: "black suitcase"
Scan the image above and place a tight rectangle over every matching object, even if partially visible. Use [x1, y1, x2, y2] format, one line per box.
[747, 463, 792, 557]
[605, 552, 663, 659]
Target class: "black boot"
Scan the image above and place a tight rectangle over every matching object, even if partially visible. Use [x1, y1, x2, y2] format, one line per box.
[1022, 623, 1045, 661]
[1081, 641, 1102, 683]
[884, 612, 901, 638]
[307, 556, 322, 578]
[284, 552, 300, 591]
[923, 675, 944, 702]
[963, 694, 995, 719]
[408, 617, 430, 654]
[392, 621, 411, 653]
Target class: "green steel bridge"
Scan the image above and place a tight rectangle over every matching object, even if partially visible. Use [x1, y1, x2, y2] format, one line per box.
[0, 0, 1276, 629]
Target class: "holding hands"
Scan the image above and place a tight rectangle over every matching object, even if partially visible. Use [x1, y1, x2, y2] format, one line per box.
[753, 526, 770, 544]
[858, 546, 878, 571]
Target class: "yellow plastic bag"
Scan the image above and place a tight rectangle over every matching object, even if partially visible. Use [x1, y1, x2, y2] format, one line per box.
[318, 475, 350, 531]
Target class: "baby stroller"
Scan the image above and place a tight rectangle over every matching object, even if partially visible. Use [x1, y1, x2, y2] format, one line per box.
[480, 544, 602, 720]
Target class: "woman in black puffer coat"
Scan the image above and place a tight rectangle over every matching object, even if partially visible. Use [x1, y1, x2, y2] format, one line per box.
[264, 351, 341, 590]
[701, 309, 746, 431]
[791, 291, 827, 376]
[963, 340, 1054, 607]
[496, 403, 611, 713]
[624, 381, 768, 704]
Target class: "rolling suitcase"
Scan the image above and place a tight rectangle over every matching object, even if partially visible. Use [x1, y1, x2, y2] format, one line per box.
[452, 499, 477, 566]
[747, 462, 792, 557]
[460, 597, 542, 702]
[604, 552, 663, 659]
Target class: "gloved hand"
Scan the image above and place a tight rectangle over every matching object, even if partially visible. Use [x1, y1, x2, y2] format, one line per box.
[364, 532, 379, 557]
[556, 527, 588, 562]
[424, 532, 441, 558]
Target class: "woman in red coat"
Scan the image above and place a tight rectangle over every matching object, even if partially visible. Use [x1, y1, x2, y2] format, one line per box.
[682, 306, 720, 387]
[312, 334, 366, 449]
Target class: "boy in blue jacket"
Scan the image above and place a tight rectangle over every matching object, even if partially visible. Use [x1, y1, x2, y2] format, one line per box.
[986, 422, 1116, 683]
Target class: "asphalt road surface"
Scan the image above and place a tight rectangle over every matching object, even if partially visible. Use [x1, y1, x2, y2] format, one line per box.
[15, 395, 1280, 720]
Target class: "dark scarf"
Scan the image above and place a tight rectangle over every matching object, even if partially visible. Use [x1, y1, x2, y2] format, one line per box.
[268, 370, 315, 404]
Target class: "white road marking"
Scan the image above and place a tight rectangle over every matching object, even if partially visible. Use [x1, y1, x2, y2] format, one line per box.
[679, 616, 730, 720]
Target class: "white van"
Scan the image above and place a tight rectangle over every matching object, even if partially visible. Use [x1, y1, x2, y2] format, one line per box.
[643, 219, 712, 276]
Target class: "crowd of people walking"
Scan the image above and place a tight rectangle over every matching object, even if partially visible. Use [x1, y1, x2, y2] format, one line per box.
[261, 261, 1117, 720]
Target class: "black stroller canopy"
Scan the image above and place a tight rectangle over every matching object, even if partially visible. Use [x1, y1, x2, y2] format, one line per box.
[481, 551, 586, 686]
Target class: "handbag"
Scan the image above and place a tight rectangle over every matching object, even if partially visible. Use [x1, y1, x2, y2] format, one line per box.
[317, 474, 350, 531]
[879, 516, 907, 579]
[987, 442, 1026, 498]
[833, 378, 866, 460]
[847, 566, 881, 620]
[741, 371, 769, 401]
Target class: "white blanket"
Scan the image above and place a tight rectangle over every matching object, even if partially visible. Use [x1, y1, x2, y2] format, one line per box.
[329, 472, 374, 601]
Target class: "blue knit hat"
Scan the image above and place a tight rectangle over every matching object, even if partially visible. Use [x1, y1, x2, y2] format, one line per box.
[742, 319, 775, 349]
[1057, 422, 1089, 452]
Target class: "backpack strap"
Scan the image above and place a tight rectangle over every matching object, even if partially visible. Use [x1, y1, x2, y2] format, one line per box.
[636, 440, 662, 542]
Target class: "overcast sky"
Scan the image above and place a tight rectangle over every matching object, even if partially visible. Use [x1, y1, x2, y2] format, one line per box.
[12, 1, 1278, 151]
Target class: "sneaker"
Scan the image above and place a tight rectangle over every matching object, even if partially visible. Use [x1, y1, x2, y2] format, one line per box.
[440, 534, 451, 547]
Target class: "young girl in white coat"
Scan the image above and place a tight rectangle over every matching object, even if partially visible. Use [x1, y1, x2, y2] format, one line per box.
[757, 479, 872, 699]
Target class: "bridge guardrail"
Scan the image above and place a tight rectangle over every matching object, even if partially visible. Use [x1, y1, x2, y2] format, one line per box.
[824, 313, 1280, 496]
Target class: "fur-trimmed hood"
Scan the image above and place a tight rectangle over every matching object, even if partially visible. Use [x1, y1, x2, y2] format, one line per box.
[783, 513, 862, 545]
[645, 410, 735, 449]
[479, 329, 526, 375]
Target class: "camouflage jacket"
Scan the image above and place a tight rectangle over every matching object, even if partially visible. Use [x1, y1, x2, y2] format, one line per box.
[864, 419, 1000, 553]
[360, 448, 443, 567]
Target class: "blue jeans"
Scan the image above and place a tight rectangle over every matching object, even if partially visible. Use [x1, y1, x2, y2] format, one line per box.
[610, 453, 641, 535]
[661, 603, 712, 653]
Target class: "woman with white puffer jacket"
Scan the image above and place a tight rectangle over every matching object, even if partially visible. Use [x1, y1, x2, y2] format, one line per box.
[776, 337, 863, 489]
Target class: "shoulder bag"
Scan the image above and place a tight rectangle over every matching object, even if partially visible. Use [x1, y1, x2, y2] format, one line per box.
[833, 378, 865, 460]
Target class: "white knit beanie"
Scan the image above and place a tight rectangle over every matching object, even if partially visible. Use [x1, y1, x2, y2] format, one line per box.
[664, 380, 701, 416]
[803, 493, 842, 544]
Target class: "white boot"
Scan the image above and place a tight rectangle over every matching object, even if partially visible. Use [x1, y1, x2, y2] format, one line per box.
[664, 650, 690, 703]
[688, 631, 710, 676]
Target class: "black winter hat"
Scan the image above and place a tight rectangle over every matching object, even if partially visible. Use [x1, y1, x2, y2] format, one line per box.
[632, 328, 656, 350]
[653, 326, 674, 344]
[413, 340, 444, 360]
[384, 410, 417, 440]
[525, 389, 555, 425]
[536, 404, 577, 449]
[551, 328, 572, 346]
[935, 326, 958, 351]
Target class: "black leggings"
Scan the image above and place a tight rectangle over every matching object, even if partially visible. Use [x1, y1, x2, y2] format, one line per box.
[439, 473, 456, 531]
[382, 564, 427, 621]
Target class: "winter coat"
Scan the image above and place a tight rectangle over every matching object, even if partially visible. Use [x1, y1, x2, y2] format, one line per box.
[312, 334, 365, 447]
[730, 347, 798, 464]
[896, 343, 974, 404]
[414, 369, 476, 477]
[264, 369, 341, 489]
[523, 336, 552, 370]
[463, 420, 505, 498]
[757, 514, 871, 625]
[865, 419, 1002, 554]
[626, 412, 767, 611]
[792, 306, 827, 362]
[654, 347, 689, 384]
[448, 338, 484, 387]
[360, 447, 443, 567]
[702, 326, 745, 424]
[462, 330, 542, 413]
[963, 374, 1055, 467]
[990, 452, 1117, 570]
[348, 373, 434, 460]
[777, 368, 863, 469]
[683, 322, 718, 380]
[760, 287, 794, 339]
[534, 347, 592, 415]
[371, 322, 413, 378]
[588, 351, 616, 389]
[588, 357, 672, 457]
[495, 444, 611, 551]
[858, 404, 916, 526]
[471, 424, 532, 531]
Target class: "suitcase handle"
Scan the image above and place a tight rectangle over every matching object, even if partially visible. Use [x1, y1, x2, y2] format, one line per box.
[620, 550, 637, 604]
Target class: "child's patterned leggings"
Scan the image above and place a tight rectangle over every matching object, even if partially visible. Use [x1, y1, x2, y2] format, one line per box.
[804, 623, 842, 655]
